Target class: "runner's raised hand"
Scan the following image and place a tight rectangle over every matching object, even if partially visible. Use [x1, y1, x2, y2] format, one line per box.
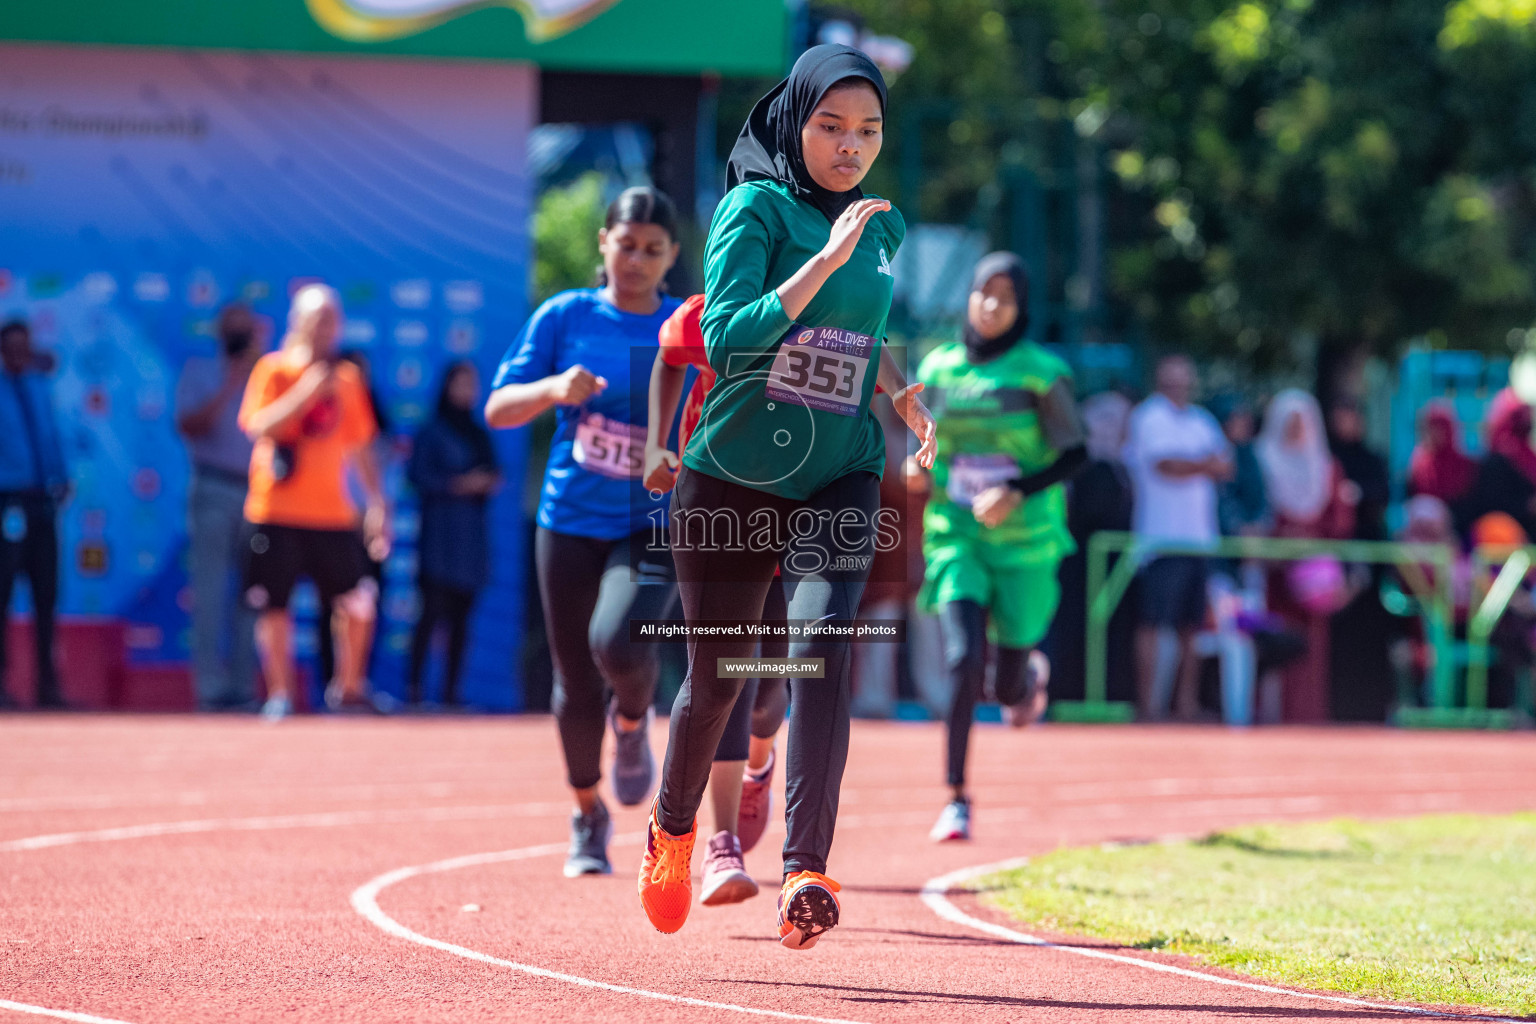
[820, 198, 891, 270]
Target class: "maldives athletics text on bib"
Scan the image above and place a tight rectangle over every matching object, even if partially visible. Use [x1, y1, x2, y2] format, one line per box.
[765, 325, 874, 417]
[572, 412, 644, 479]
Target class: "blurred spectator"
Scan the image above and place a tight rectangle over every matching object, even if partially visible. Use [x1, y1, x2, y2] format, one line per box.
[1255, 389, 1357, 723]
[317, 348, 393, 692]
[176, 304, 264, 711]
[1208, 393, 1270, 537]
[407, 361, 500, 709]
[1387, 496, 1467, 711]
[1124, 355, 1232, 721]
[0, 319, 68, 709]
[1407, 402, 1476, 506]
[1328, 396, 1390, 542]
[1327, 394, 1398, 719]
[238, 284, 389, 722]
[1048, 391, 1135, 703]
[1457, 389, 1536, 542]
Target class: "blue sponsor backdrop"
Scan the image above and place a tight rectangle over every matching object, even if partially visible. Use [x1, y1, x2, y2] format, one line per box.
[0, 44, 535, 707]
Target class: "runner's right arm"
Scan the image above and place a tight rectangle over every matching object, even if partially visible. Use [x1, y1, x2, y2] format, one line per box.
[485, 366, 607, 429]
[644, 353, 687, 493]
[700, 189, 888, 359]
[484, 296, 607, 429]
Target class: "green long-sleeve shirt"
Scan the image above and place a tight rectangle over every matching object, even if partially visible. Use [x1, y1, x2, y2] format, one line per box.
[683, 180, 906, 500]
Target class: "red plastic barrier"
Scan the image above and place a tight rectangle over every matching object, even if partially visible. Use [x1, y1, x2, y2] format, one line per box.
[0, 618, 186, 709]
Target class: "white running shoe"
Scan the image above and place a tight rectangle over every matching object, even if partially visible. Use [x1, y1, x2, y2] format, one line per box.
[929, 798, 972, 842]
[261, 695, 292, 723]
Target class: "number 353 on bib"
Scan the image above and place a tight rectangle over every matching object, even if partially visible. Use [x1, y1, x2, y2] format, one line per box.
[765, 325, 875, 418]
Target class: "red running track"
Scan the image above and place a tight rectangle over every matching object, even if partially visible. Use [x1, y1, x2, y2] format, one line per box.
[1, 716, 1533, 1023]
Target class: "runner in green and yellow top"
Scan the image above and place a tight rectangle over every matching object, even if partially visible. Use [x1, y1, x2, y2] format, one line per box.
[906, 252, 1087, 844]
[636, 43, 937, 951]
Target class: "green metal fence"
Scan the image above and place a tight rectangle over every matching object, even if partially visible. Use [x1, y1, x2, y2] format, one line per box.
[1458, 546, 1536, 729]
[1057, 532, 1460, 726]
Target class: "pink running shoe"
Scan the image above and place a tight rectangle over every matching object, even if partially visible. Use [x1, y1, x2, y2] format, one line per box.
[737, 748, 775, 854]
[700, 830, 758, 906]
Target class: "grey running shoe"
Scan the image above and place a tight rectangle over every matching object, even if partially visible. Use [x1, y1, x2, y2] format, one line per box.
[929, 798, 972, 842]
[737, 749, 775, 854]
[563, 798, 614, 878]
[261, 695, 292, 723]
[610, 704, 656, 806]
[700, 830, 758, 906]
[1004, 651, 1051, 728]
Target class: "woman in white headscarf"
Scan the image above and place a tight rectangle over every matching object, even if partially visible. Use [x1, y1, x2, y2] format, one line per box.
[1255, 389, 1356, 536]
[1254, 388, 1358, 723]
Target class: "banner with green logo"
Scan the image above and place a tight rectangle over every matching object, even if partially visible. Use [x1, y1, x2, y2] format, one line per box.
[0, 0, 787, 75]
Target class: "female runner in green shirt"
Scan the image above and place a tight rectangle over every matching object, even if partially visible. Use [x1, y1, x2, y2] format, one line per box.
[907, 252, 1087, 843]
[636, 44, 937, 950]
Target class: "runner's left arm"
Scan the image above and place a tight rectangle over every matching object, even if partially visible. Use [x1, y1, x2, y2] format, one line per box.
[1006, 379, 1087, 497]
[877, 345, 937, 469]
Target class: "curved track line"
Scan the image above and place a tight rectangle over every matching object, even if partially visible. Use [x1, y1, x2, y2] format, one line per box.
[0, 998, 138, 1024]
[920, 858, 1523, 1023]
[0, 803, 566, 853]
[7, 787, 1525, 1022]
[349, 839, 871, 1024]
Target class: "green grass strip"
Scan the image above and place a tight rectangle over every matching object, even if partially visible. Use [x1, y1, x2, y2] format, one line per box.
[984, 813, 1536, 1016]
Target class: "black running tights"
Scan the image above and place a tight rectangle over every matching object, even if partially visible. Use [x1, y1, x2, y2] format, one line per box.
[658, 467, 878, 875]
[942, 599, 1031, 788]
[535, 527, 677, 791]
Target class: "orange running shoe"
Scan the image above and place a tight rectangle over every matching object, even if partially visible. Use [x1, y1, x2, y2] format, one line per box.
[637, 805, 696, 934]
[776, 871, 841, 950]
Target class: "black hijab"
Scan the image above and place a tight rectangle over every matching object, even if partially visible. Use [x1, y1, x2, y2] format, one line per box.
[436, 364, 496, 469]
[962, 251, 1031, 363]
[726, 44, 888, 224]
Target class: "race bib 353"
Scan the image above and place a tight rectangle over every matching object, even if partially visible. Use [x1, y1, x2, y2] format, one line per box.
[765, 325, 875, 418]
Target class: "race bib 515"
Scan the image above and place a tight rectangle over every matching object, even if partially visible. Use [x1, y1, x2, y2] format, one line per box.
[572, 412, 644, 479]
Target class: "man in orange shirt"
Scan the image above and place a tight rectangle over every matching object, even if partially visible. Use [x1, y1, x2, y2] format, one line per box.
[238, 284, 389, 722]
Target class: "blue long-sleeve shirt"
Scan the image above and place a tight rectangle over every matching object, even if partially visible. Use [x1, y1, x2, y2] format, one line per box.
[0, 370, 67, 496]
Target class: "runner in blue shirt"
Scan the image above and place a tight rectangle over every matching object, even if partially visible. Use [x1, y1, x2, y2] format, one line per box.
[485, 187, 682, 878]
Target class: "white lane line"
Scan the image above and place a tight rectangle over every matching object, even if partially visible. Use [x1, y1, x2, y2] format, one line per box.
[0, 782, 466, 814]
[921, 858, 1522, 1023]
[0, 803, 567, 853]
[350, 839, 871, 1024]
[0, 998, 138, 1024]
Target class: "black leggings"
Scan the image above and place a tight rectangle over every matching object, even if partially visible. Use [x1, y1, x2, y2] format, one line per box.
[942, 600, 1031, 788]
[713, 577, 790, 763]
[408, 578, 475, 704]
[658, 466, 878, 875]
[535, 527, 677, 791]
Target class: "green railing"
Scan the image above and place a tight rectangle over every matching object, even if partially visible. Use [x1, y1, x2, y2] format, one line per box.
[1459, 546, 1536, 729]
[1055, 532, 1458, 725]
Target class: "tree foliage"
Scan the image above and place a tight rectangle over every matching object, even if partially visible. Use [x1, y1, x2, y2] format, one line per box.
[832, 0, 1536, 361]
[533, 172, 604, 304]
